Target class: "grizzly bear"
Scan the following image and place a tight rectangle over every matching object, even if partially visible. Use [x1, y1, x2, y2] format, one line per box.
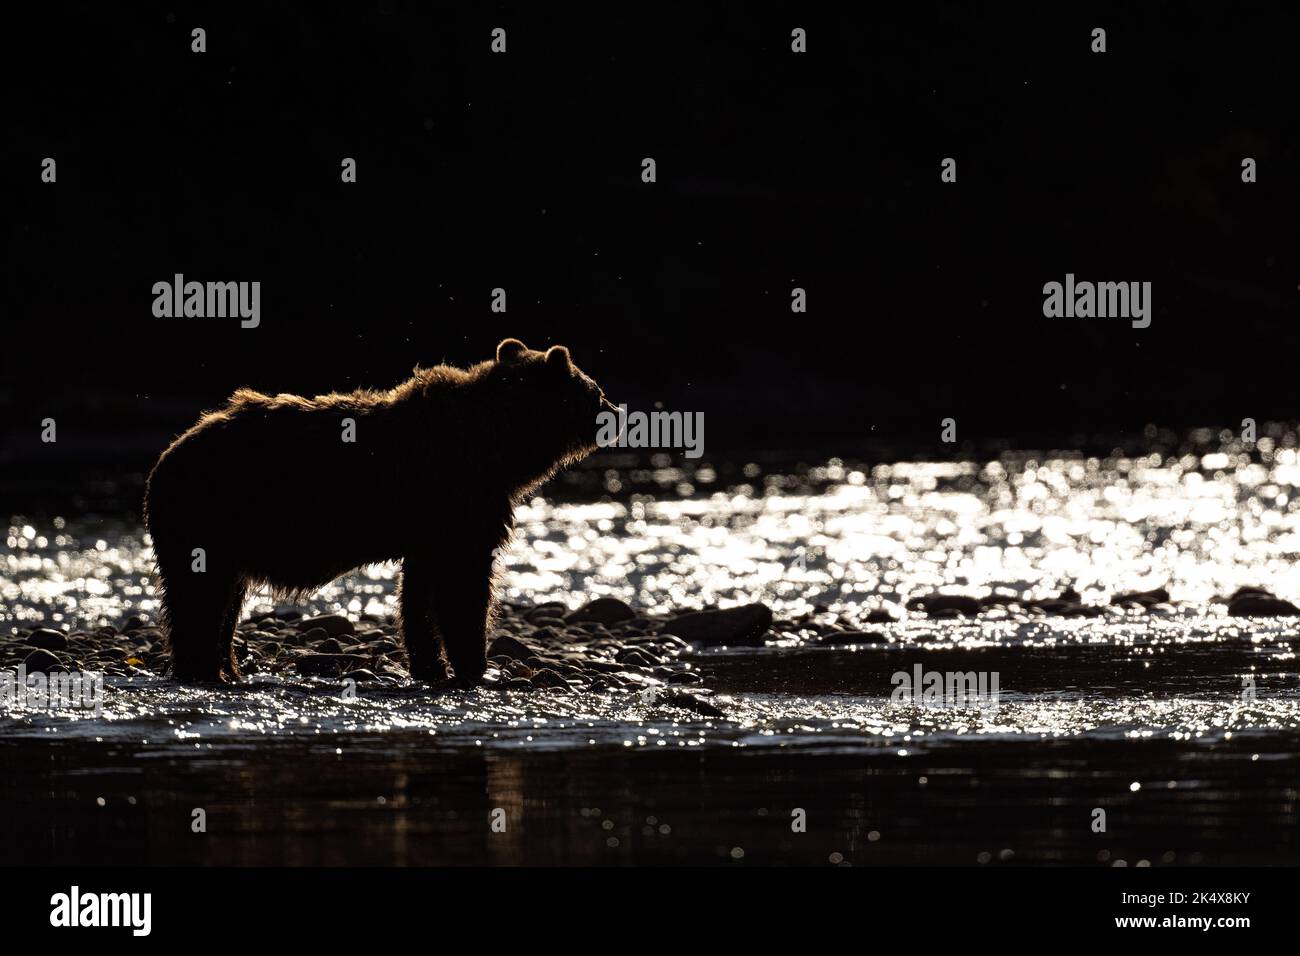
[144, 339, 614, 687]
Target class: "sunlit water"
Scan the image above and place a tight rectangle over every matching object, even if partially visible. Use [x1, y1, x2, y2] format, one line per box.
[5, 447, 1300, 863]
[6, 448, 1300, 749]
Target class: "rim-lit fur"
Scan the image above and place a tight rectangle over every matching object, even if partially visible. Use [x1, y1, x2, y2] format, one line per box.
[145, 339, 612, 686]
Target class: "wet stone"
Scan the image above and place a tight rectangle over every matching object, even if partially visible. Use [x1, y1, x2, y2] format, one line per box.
[666, 604, 773, 647]
[297, 614, 354, 638]
[23, 649, 68, 673]
[1228, 593, 1300, 617]
[525, 602, 568, 624]
[487, 634, 537, 661]
[531, 668, 571, 690]
[340, 669, 380, 684]
[567, 597, 636, 626]
[907, 594, 981, 617]
[26, 629, 69, 651]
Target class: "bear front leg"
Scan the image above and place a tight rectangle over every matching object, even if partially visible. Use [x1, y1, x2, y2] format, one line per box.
[397, 557, 450, 683]
[156, 546, 243, 684]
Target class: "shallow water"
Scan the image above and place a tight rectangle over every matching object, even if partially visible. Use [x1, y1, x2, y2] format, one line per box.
[5, 446, 1300, 864]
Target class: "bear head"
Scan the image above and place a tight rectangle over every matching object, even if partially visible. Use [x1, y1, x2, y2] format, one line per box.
[474, 338, 616, 492]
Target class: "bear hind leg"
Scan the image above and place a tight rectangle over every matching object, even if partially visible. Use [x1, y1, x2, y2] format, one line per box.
[398, 557, 451, 683]
[429, 552, 496, 688]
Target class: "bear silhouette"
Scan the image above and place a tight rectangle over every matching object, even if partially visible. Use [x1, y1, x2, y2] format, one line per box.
[144, 339, 614, 686]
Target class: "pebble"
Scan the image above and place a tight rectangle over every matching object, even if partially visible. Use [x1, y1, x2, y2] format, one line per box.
[665, 604, 773, 647]
[1111, 587, 1170, 607]
[340, 669, 380, 683]
[23, 600, 742, 712]
[26, 628, 69, 651]
[1227, 592, 1300, 617]
[23, 649, 68, 673]
[567, 597, 636, 626]
[297, 614, 354, 638]
[907, 594, 981, 617]
[525, 602, 568, 624]
[487, 634, 538, 661]
[531, 668, 571, 690]
[617, 648, 659, 667]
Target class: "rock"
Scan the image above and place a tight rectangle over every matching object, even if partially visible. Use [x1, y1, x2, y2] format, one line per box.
[1228, 594, 1300, 618]
[487, 634, 537, 661]
[120, 615, 148, 632]
[819, 630, 886, 646]
[23, 649, 67, 673]
[655, 690, 724, 718]
[526, 602, 568, 624]
[666, 671, 703, 685]
[583, 659, 626, 674]
[340, 669, 380, 683]
[504, 678, 534, 691]
[531, 625, 563, 643]
[26, 629, 69, 651]
[531, 668, 571, 689]
[1063, 605, 1106, 618]
[906, 594, 981, 616]
[863, 608, 897, 624]
[1030, 600, 1073, 614]
[315, 637, 345, 654]
[666, 604, 773, 647]
[297, 614, 354, 638]
[567, 597, 636, 626]
[296, 627, 329, 645]
[1111, 587, 1170, 607]
[617, 647, 660, 667]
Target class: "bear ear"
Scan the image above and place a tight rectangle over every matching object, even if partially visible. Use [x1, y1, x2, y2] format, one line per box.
[545, 345, 572, 370]
[496, 338, 528, 364]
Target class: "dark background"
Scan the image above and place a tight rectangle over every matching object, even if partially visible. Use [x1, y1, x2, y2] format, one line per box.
[4, 1, 1298, 472]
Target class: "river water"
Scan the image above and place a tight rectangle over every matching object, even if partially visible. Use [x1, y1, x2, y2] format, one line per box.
[3, 447, 1300, 864]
